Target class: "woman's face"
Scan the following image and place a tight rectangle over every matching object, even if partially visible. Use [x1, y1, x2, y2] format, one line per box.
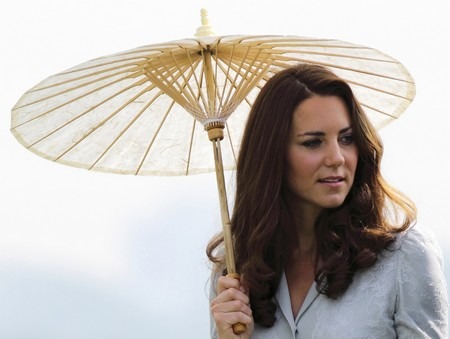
[285, 95, 358, 217]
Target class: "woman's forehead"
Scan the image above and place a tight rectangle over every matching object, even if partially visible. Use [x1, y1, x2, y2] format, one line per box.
[291, 96, 351, 133]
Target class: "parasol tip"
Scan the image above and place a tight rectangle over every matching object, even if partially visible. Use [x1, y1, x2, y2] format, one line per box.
[194, 8, 217, 37]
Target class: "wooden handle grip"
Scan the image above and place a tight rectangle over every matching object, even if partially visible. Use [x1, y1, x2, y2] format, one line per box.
[233, 322, 246, 335]
[226, 273, 247, 335]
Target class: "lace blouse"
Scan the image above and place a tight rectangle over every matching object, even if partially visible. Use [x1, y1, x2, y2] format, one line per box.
[210, 227, 448, 338]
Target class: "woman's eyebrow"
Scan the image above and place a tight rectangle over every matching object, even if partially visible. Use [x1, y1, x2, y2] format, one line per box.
[339, 126, 353, 134]
[297, 126, 352, 137]
[297, 131, 325, 137]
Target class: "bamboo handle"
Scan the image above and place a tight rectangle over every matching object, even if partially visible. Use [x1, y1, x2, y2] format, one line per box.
[227, 273, 247, 335]
[209, 136, 246, 335]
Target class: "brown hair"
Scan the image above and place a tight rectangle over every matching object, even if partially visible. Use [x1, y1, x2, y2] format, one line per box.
[207, 64, 416, 327]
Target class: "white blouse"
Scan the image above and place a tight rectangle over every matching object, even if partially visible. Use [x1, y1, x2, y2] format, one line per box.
[210, 227, 448, 338]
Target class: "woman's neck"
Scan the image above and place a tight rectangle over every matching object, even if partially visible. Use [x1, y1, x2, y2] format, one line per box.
[285, 198, 322, 255]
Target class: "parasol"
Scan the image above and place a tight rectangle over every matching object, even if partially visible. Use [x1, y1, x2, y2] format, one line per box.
[10, 8, 415, 333]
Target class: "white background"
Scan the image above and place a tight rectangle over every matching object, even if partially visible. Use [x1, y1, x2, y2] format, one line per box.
[1, 0, 449, 337]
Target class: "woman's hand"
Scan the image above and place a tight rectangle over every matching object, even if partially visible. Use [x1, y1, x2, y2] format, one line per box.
[211, 275, 254, 338]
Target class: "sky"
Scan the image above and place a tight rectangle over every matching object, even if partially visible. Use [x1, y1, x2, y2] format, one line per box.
[1, 0, 449, 337]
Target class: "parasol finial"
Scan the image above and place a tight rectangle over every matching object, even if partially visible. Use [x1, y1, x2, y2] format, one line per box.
[194, 8, 216, 37]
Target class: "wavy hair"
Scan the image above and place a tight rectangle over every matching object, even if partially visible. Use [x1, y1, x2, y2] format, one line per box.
[207, 64, 416, 327]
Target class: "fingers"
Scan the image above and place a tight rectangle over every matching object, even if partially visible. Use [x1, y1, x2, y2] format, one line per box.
[211, 276, 254, 336]
[217, 276, 248, 298]
[212, 293, 251, 317]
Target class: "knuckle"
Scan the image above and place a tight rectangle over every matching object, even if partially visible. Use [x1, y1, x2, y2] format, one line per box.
[218, 275, 239, 287]
[226, 288, 242, 301]
[232, 299, 250, 313]
[210, 306, 220, 317]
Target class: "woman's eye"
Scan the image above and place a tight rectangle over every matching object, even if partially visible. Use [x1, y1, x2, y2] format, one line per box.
[302, 139, 322, 148]
[340, 134, 354, 145]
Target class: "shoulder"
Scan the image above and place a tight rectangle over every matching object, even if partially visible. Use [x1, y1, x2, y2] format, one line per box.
[392, 225, 445, 284]
[393, 225, 444, 267]
[391, 226, 448, 337]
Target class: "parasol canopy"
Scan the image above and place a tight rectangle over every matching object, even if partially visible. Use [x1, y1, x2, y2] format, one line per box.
[11, 31, 415, 177]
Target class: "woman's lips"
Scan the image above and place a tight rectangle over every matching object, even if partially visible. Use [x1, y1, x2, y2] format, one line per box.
[318, 176, 345, 187]
[318, 176, 344, 183]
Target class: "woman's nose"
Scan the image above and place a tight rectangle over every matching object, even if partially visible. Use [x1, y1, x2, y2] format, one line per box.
[324, 142, 345, 167]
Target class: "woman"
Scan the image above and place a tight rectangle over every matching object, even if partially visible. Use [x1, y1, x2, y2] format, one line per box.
[207, 64, 448, 338]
